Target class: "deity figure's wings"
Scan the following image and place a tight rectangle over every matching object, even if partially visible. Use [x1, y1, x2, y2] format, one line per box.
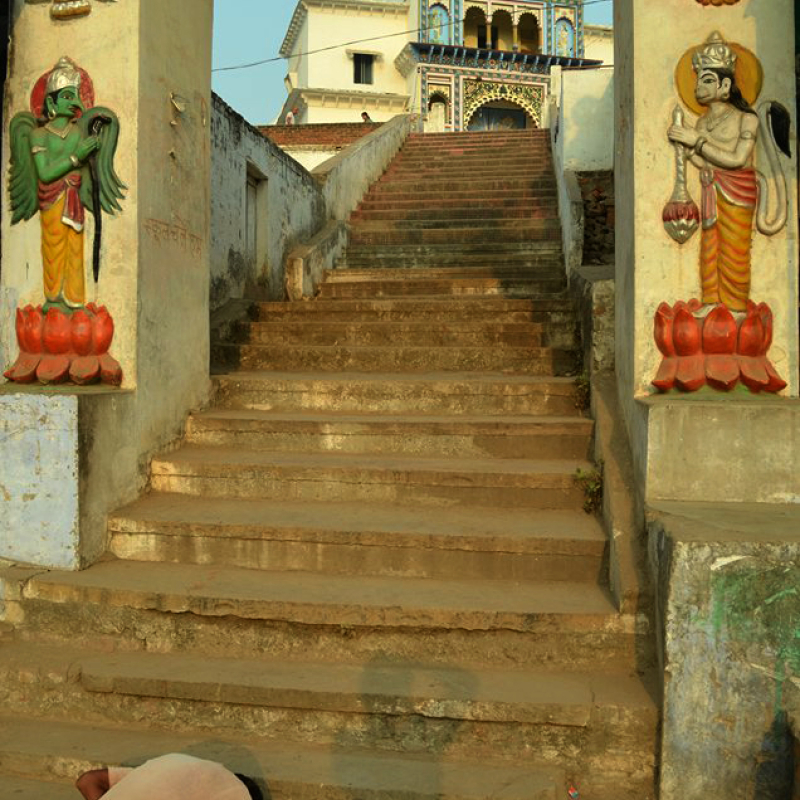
[78, 106, 127, 214]
[8, 112, 39, 224]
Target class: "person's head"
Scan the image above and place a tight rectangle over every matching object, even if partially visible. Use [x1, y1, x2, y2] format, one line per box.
[235, 773, 264, 800]
[361, 111, 370, 121]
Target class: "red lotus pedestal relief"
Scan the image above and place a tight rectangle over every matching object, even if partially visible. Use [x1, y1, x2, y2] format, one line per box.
[4, 304, 122, 386]
[653, 300, 786, 394]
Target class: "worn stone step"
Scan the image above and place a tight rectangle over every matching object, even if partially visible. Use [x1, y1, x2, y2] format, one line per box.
[150, 446, 589, 508]
[342, 240, 562, 256]
[356, 190, 558, 210]
[0, 714, 569, 800]
[0, 645, 656, 772]
[322, 266, 565, 282]
[185, 410, 591, 459]
[78, 649, 648, 723]
[237, 320, 576, 349]
[337, 256, 564, 271]
[0, 776, 77, 800]
[315, 284, 567, 302]
[351, 207, 558, 223]
[381, 163, 553, 177]
[252, 297, 574, 323]
[6, 561, 644, 669]
[350, 215, 560, 231]
[350, 219, 561, 245]
[366, 177, 555, 195]
[212, 372, 582, 416]
[348, 227, 560, 247]
[212, 341, 577, 375]
[108, 494, 604, 580]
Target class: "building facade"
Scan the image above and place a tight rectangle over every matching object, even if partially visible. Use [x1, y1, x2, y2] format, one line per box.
[279, 0, 603, 131]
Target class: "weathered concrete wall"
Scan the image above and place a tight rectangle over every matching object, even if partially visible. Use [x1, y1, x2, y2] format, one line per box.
[551, 67, 613, 279]
[0, 392, 80, 568]
[1, 0, 213, 566]
[313, 113, 414, 222]
[648, 502, 800, 800]
[559, 67, 614, 173]
[640, 394, 800, 505]
[210, 94, 326, 307]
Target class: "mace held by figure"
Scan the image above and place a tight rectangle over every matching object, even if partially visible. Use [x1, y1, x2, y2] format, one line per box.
[5, 56, 126, 386]
[656, 32, 791, 394]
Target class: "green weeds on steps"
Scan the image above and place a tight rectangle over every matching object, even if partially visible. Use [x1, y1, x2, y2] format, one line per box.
[574, 461, 603, 515]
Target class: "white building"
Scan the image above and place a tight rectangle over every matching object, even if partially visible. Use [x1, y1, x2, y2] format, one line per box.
[279, 0, 611, 131]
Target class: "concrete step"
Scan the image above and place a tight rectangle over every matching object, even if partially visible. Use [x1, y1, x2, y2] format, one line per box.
[237, 321, 576, 349]
[68, 652, 657, 766]
[356, 190, 558, 210]
[350, 215, 559, 230]
[0, 715, 567, 800]
[149, 446, 589, 508]
[0, 776, 77, 800]
[108, 494, 605, 580]
[212, 341, 577, 375]
[348, 224, 561, 247]
[315, 282, 567, 301]
[6, 561, 645, 668]
[212, 372, 582, 416]
[337, 256, 563, 271]
[252, 297, 575, 323]
[381, 162, 554, 177]
[321, 266, 566, 283]
[351, 207, 558, 223]
[341, 241, 562, 257]
[405, 132, 547, 145]
[366, 177, 555, 194]
[187, 410, 592, 458]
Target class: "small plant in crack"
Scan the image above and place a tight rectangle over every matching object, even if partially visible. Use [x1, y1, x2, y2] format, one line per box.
[574, 461, 603, 515]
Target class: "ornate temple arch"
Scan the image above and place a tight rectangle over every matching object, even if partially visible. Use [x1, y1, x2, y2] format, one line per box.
[461, 79, 545, 127]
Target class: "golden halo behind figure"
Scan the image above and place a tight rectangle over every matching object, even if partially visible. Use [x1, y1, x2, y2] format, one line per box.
[675, 39, 763, 117]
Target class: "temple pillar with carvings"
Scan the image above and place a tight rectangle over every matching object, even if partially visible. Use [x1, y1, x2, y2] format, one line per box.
[614, 0, 798, 499]
[615, 2, 799, 798]
[0, 0, 213, 568]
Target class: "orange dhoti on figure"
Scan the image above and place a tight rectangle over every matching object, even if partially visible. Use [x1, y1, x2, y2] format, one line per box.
[38, 172, 86, 308]
[699, 167, 757, 311]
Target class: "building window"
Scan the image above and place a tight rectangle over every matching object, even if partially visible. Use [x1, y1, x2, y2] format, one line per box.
[353, 54, 374, 85]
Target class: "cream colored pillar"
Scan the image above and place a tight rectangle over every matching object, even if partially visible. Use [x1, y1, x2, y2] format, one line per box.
[0, 0, 213, 567]
[614, 0, 799, 505]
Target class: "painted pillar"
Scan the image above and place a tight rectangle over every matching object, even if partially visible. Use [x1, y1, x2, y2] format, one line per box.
[0, 0, 213, 567]
[512, 22, 520, 51]
[614, 0, 799, 503]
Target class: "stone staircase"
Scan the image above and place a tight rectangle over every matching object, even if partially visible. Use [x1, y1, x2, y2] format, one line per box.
[0, 130, 657, 800]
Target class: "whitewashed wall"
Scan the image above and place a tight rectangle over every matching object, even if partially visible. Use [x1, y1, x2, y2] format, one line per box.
[210, 94, 326, 307]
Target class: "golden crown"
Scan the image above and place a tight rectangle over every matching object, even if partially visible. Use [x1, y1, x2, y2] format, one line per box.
[45, 56, 81, 95]
[692, 31, 737, 73]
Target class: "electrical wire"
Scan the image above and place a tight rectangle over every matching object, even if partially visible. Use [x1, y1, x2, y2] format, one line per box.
[212, 0, 613, 73]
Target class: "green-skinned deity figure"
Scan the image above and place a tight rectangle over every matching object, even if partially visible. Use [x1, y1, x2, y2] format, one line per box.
[4, 56, 127, 385]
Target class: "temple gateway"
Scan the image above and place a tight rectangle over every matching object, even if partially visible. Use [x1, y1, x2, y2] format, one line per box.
[279, 0, 611, 130]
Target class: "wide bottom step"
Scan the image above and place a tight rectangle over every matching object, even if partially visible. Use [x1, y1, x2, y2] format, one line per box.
[0, 716, 565, 800]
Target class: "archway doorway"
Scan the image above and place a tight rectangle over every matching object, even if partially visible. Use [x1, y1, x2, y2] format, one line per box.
[466, 100, 536, 131]
[427, 92, 449, 132]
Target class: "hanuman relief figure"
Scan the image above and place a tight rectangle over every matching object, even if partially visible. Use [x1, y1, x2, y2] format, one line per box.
[655, 32, 791, 394]
[667, 31, 789, 310]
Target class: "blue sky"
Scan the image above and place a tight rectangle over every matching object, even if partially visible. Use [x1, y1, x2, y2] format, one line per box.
[212, 1, 614, 126]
